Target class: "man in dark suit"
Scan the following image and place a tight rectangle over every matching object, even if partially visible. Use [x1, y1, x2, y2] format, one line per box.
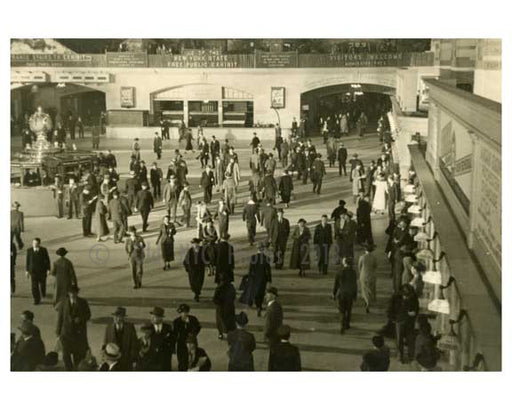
[80, 186, 96, 236]
[264, 287, 283, 345]
[213, 278, 237, 340]
[333, 257, 358, 333]
[268, 325, 301, 371]
[272, 209, 290, 269]
[173, 304, 201, 371]
[200, 165, 215, 204]
[25, 238, 51, 305]
[102, 307, 139, 371]
[227, 312, 256, 371]
[215, 233, 235, 284]
[314, 215, 333, 275]
[210, 135, 220, 160]
[149, 307, 174, 371]
[311, 154, 326, 194]
[55, 285, 91, 370]
[135, 183, 154, 232]
[337, 143, 348, 176]
[125, 170, 141, 212]
[11, 201, 24, 249]
[150, 162, 163, 199]
[99, 343, 123, 371]
[349, 153, 363, 182]
[11, 322, 45, 371]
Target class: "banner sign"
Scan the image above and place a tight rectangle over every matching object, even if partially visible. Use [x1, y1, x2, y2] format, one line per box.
[106, 52, 148, 68]
[120, 87, 136, 108]
[256, 51, 298, 68]
[299, 52, 407, 67]
[11, 53, 93, 67]
[151, 53, 251, 68]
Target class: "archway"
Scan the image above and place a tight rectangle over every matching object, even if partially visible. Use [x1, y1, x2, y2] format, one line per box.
[300, 83, 394, 135]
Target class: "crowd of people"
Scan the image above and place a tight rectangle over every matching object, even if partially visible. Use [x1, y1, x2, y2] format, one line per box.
[11, 105, 441, 372]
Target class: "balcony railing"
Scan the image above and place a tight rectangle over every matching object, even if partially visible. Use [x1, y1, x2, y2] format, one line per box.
[11, 51, 434, 69]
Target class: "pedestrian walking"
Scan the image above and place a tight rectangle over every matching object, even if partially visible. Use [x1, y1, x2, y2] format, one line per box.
[102, 307, 138, 371]
[135, 183, 154, 232]
[163, 176, 180, 223]
[290, 218, 311, 277]
[150, 162, 163, 200]
[183, 238, 206, 302]
[108, 190, 127, 243]
[356, 195, 374, 245]
[125, 226, 146, 289]
[358, 244, 378, 313]
[93, 195, 109, 242]
[173, 304, 201, 371]
[263, 287, 283, 346]
[333, 257, 358, 334]
[50, 247, 77, 306]
[360, 335, 390, 371]
[25, 238, 51, 305]
[200, 165, 215, 204]
[213, 278, 237, 340]
[55, 285, 91, 370]
[242, 198, 260, 246]
[215, 233, 235, 284]
[268, 325, 301, 371]
[313, 215, 332, 275]
[149, 307, 175, 371]
[155, 215, 177, 271]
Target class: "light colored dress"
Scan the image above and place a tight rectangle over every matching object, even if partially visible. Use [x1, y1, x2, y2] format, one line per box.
[372, 179, 388, 212]
[358, 252, 378, 305]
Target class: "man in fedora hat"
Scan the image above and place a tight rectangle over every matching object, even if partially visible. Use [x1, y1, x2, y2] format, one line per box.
[11, 321, 45, 371]
[149, 307, 175, 371]
[183, 238, 206, 302]
[173, 304, 201, 371]
[125, 226, 146, 289]
[186, 334, 211, 371]
[264, 287, 283, 346]
[50, 247, 77, 305]
[177, 181, 192, 227]
[313, 215, 333, 275]
[135, 182, 154, 232]
[268, 325, 301, 371]
[56, 284, 91, 370]
[337, 142, 348, 176]
[11, 201, 24, 249]
[163, 175, 180, 223]
[136, 323, 157, 371]
[125, 170, 141, 212]
[272, 208, 290, 270]
[102, 307, 138, 371]
[25, 237, 51, 305]
[213, 276, 236, 340]
[333, 257, 358, 334]
[99, 343, 123, 371]
[214, 233, 235, 284]
[227, 312, 256, 371]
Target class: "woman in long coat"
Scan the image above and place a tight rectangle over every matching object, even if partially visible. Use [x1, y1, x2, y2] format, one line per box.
[201, 219, 218, 277]
[213, 279, 237, 339]
[278, 169, 293, 207]
[183, 239, 206, 302]
[51, 247, 78, 305]
[242, 245, 272, 316]
[358, 244, 378, 313]
[94, 195, 109, 241]
[155, 215, 177, 270]
[289, 218, 311, 277]
[356, 195, 374, 246]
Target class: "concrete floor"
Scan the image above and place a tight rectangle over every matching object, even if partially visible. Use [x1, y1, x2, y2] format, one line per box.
[11, 131, 413, 371]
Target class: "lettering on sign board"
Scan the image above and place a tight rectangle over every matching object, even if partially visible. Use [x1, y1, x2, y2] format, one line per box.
[120, 87, 136, 108]
[474, 143, 501, 269]
[271, 87, 285, 109]
[106, 52, 148, 68]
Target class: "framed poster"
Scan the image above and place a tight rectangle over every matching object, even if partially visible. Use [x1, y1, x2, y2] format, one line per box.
[271, 87, 285, 109]
[120, 87, 136, 108]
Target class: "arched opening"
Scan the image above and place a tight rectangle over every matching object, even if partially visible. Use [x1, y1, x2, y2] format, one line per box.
[300, 83, 394, 135]
[11, 83, 106, 135]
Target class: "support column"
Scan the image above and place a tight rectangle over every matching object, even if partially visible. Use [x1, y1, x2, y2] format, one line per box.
[183, 100, 189, 127]
[218, 100, 223, 127]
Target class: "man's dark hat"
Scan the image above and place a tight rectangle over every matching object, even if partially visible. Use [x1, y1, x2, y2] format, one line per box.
[56, 247, 68, 256]
[150, 307, 165, 317]
[69, 284, 80, 293]
[190, 238, 202, 244]
[112, 307, 127, 317]
[298, 218, 306, 224]
[43, 352, 59, 367]
[235, 312, 249, 326]
[22, 310, 34, 321]
[177, 304, 190, 313]
[276, 325, 291, 340]
[339, 199, 346, 206]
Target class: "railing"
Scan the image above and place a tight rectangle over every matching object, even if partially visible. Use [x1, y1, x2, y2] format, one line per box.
[11, 51, 434, 69]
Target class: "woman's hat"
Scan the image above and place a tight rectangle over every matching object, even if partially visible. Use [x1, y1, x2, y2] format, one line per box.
[235, 312, 249, 326]
[104, 343, 122, 360]
[56, 247, 68, 256]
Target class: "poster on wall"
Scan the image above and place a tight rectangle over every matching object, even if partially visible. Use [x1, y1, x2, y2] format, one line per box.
[271, 87, 285, 109]
[120, 87, 136, 108]
[439, 110, 474, 213]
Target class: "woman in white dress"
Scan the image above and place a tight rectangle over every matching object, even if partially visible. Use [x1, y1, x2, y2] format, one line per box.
[372, 173, 388, 214]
